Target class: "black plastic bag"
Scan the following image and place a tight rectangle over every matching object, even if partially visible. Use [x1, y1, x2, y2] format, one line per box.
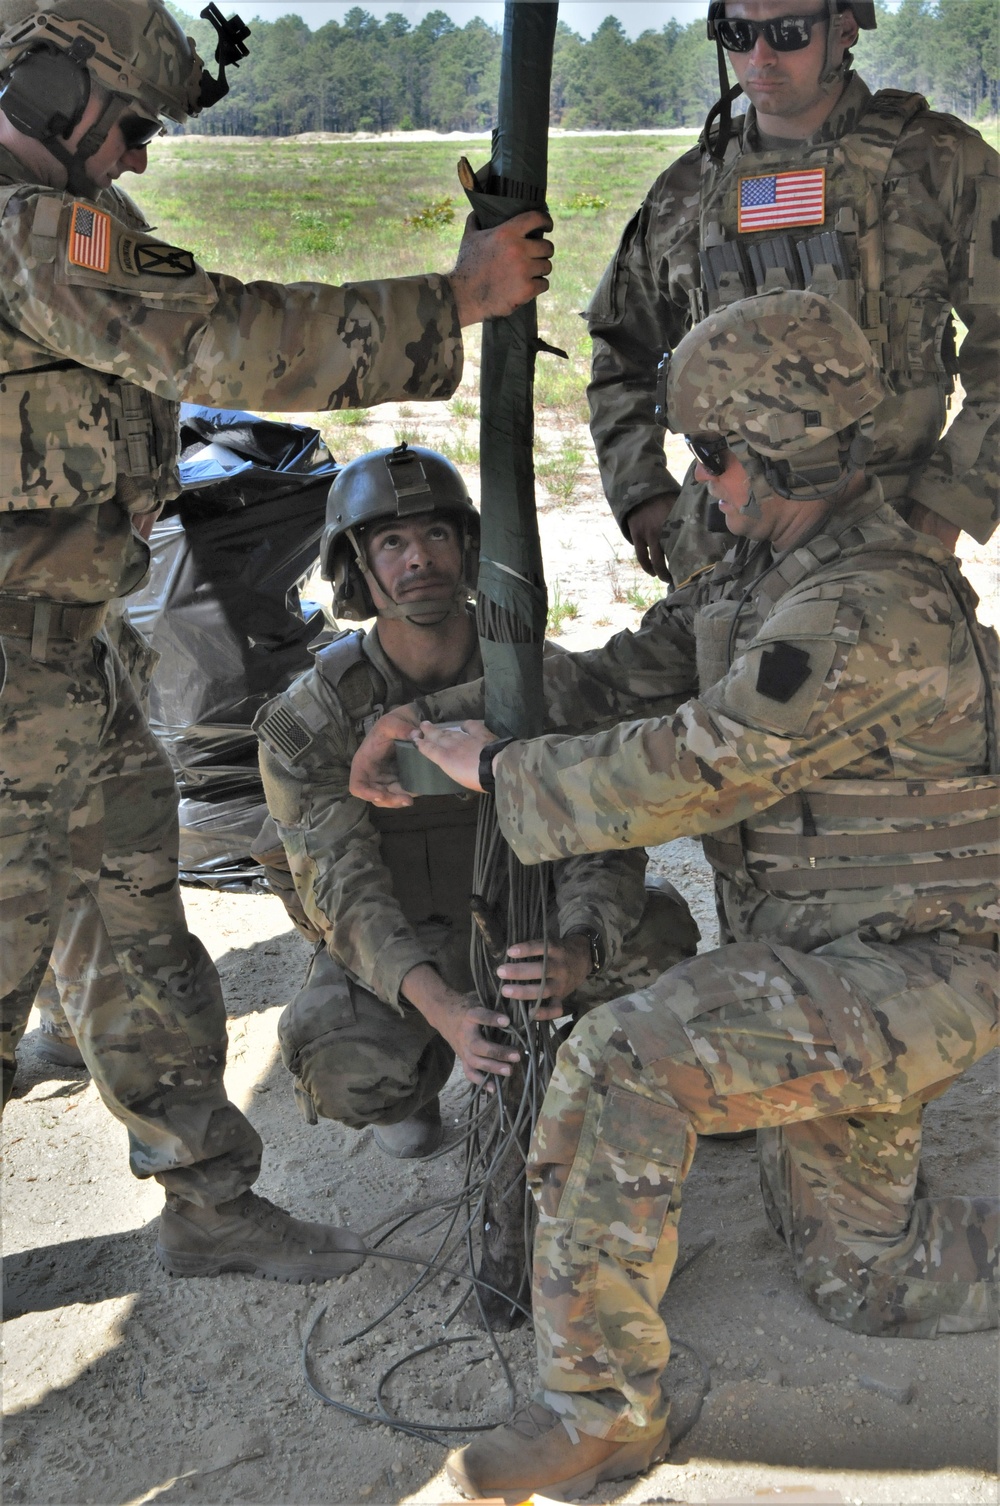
[126, 405, 337, 886]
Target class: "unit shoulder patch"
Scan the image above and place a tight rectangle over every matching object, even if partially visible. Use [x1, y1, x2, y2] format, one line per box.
[118, 235, 196, 278]
[755, 641, 812, 703]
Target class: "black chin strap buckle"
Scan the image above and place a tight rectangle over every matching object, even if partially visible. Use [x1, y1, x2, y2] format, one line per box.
[198, 5, 250, 107]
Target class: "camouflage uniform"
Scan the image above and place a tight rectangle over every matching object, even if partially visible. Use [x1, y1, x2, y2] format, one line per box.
[588, 75, 1000, 582]
[33, 602, 158, 1056]
[0, 143, 463, 1203]
[427, 484, 999, 1439]
[257, 620, 699, 1130]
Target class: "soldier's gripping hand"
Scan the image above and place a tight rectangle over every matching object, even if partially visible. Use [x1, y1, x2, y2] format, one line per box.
[627, 493, 676, 581]
[496, 936, 592, 1018]
[350, 704, 422, 807]
[400, 965, 520, 1090]
[450, 210, 554, 326]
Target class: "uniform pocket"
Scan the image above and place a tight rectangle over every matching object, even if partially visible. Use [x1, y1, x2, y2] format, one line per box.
[561, 1083, 688, 1262]
[0, 367, 117, 508]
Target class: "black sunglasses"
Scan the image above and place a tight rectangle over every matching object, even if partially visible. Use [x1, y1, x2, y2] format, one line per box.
[119, 113, 162, 150]
[686, 435, 730, 476]
[716, 12, 826, 53]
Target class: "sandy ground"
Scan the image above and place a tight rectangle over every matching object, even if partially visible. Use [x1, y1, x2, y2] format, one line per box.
[3, 399, 998, 1506]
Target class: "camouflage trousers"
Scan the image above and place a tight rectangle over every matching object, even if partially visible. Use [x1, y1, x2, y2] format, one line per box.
[0, 627, 263, 1204]
[279, 880, 701, 1130]
[527, 932, 998, 1442]
[33, 607, 160, 1053]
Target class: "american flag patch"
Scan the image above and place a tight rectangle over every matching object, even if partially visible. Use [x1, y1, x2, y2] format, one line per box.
[737, 168, 825, 233]
[68, 202, 111, 273]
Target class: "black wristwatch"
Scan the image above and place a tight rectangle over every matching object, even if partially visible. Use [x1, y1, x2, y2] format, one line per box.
[565, 924, 606, 977]
[478, 736, 515, 794]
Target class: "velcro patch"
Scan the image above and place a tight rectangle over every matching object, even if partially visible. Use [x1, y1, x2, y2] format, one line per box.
[257, 704, 314, 763]
[68, 202, 111, 272]
[123, 238, 196, 278]
[755, 641, 812, 703]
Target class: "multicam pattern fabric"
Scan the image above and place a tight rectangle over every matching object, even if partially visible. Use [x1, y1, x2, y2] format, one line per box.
[34, 604, 158, 1049]
[0, 144, 463, 601]
[418, 485, 998, 1430]
[663, 289, 885, 458]
[0, 130, 462, 1206]
[588, 75, 1000, 580]
[0, 627, 263, 1203]
[529, 933, 997, 1439]
[258, 625, 699, 1127]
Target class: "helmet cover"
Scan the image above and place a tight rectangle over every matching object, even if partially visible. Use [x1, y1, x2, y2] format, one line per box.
[664, 289, 885, 462]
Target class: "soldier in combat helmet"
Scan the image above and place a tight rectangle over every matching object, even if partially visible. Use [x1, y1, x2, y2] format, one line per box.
[353, 291, 998, 1500]
[588, 0, 1000, 586]
[256, 443, 699, 1157]
[0, 0, 552, 1284]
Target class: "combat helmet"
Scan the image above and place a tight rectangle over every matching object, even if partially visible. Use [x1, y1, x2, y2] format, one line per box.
[662, 289, 886, 502]
[704, 1, 876, 161]
[0, 1, 249, 191]
[321, 443, 480, 623]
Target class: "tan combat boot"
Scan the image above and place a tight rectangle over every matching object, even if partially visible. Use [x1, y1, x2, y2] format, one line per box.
[156, 1190, 365, 1282]
[373, 1097, 443, 1159]
[445, 1400, 669, 1503]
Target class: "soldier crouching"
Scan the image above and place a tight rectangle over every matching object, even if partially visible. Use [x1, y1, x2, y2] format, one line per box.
[256, 445, 699, 1156]
[352, 292, 999, 1501]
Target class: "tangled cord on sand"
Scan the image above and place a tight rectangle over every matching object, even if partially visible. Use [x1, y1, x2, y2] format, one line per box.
[299, 796, 711, 1447]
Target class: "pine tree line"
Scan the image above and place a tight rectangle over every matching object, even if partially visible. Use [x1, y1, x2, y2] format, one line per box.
[170, 1, 998, 136]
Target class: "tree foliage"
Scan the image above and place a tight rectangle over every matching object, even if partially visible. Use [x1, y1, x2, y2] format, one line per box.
[170, 2, 997, 135]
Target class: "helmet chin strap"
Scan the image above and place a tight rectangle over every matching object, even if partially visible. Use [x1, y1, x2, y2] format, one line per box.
[44, 93, 131, 196]
[357, 559, 468, 627]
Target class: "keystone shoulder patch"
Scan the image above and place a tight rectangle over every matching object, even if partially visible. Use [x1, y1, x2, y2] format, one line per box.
[755, 641, 812, 703]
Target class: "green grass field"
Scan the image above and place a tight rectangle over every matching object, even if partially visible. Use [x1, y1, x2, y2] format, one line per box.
[141, 133, 698, 426]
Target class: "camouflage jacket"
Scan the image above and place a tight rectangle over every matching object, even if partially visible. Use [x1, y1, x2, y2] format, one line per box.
[0, 144, 462, 603]
[425, 483, 999, 951]
[588, 74, 1000, 546]
[257, 622, 649, 1013]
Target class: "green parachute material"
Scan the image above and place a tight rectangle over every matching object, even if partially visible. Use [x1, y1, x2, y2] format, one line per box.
[462, 2, 557, 740]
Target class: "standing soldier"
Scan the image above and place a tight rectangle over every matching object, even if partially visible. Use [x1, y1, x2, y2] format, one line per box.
[353, 292, 999, 1501]
[0, 0, 552, 1283]
[256, 444, 698, 1156]
[589, 0, 1000, 585]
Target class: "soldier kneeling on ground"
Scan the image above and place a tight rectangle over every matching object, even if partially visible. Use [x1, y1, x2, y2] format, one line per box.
[352, 292, 999, 1501]
[255, 444, 699, 1157]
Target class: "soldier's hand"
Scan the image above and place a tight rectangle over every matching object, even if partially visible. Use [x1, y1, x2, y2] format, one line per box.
[409, 719, 496, 791]
[450, 210, 553, 326]
[497, 935, 592, 1018]
[401, 965, 519, 1089]
[350, 705, 421, 806]
[627, 493, 676, 580]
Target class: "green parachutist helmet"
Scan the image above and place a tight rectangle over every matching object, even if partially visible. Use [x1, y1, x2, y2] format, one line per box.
[663, 289, 886, 501]
[321, 443, 480, 623]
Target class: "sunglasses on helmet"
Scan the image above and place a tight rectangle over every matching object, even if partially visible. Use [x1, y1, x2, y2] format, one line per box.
[685, 435, 730, 476]
[715, 12, 827, 53]
[118, 114, 162, 151]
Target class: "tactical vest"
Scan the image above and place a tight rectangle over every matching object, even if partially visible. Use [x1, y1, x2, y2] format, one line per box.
[0, 182, 180, 517]
[314, 631, 480, 931]
[697, 522, 1000, 927]
[694, 91, 958, 497]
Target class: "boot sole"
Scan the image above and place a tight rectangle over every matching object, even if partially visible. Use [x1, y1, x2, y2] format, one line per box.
[446, 1421, 670, 1504]
[154, 1244, 365, 1283]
